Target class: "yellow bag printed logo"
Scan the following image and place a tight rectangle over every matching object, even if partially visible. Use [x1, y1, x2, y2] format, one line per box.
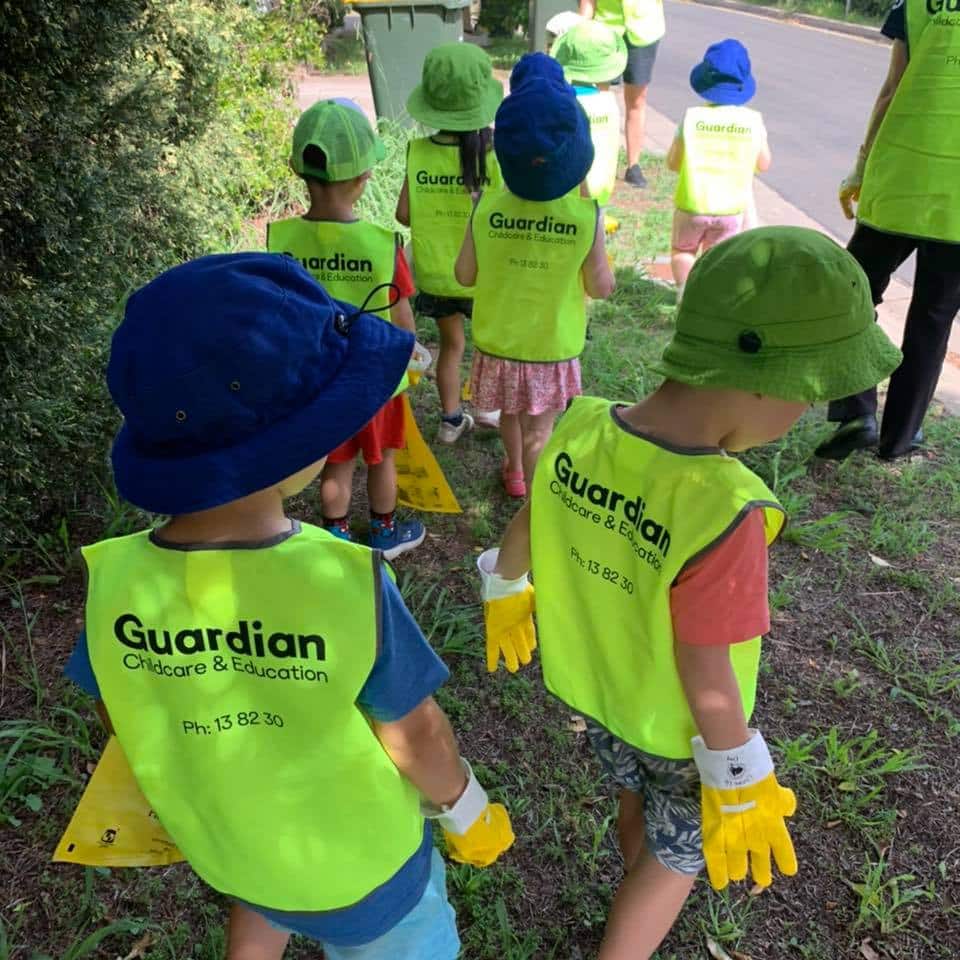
[395, 394, 461, 514]
[53, 737, 183, 867]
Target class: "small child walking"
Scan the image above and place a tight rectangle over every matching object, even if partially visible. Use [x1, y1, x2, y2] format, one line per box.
[666, 39, 771, 295]
[550, 19, 627, 208]
[65, 253, 515, 960]
[268, 98, 425, 557]
[456, 55, 615, 498]
[397, 43, 504, 443]
[478, 228, 901, 959]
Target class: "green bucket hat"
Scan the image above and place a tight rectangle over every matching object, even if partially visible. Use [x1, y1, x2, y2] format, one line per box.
[406, 43, 504, 131]
[651, 227, 902, 403]
[291, 98, 385, 181]
[550, 20, 627, 85]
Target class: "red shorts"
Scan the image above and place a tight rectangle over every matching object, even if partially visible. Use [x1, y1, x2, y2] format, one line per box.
[326, 395, 406, 466]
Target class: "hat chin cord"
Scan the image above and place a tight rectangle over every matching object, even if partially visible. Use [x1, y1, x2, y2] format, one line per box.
[333, 282, 401, 336]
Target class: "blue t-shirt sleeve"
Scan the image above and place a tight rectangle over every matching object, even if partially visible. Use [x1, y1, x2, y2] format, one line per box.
[882, 0, 906, 42]
[65, 630, 101, 698]
[356, 571, 450, 722]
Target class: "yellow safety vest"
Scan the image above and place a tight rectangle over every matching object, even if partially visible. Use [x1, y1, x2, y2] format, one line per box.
[82, 525, 424, 910]
[858, 0, 960, 242]
[530, 397, 785, 759]
[267, 217, 408, 393]
[577, 89, 621, 207]
[407, 137, 502, 298]
[472, 189, 597, 362]
[674, 105, 764, 216]
[595, 0, 665, 47]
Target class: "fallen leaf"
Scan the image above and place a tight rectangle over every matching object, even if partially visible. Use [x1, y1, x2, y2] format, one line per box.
[868, 553, 892, 568]
[568, 715, 587, 733]
[825, 900, 838, 911]
[706, 937, 734, 960]
[838, 780, 857, 792]
[807, 658, 820, 669]
[826, 819, 842, 828]
[748, 882, 766, 897]
[859, 938, 880, 960]
[731, 951, 753, 960]
[121, 932, 156, 960]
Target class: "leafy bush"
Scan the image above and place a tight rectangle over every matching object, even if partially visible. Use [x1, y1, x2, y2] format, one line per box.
[477, 0, 528, 37]
[0, 1, 320, 551]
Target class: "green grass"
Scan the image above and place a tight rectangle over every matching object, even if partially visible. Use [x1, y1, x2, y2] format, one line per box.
[737, 0, 885, 26]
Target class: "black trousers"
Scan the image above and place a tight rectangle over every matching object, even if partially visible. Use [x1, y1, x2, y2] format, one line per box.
[828, 223, 960, 457]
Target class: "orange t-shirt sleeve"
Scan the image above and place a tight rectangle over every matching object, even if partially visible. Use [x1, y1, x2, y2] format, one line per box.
[670, 508, 770, 647]
[393, 248, 415, 300]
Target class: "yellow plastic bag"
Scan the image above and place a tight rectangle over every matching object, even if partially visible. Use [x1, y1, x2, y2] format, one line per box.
[395, 394, 462, 514]
[53, 737, 183, 867]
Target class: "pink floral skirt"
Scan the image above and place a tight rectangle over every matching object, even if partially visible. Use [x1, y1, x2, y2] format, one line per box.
[470, 351, 582, 416]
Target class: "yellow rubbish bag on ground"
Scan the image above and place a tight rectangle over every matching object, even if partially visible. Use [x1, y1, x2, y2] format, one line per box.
[395, 393, 462, 514]
[53, 736, 183, 867]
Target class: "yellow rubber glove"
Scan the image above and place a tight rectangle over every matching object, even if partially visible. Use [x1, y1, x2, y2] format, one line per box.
[478, 549, 536, 673]
[693, 732, 799, 891]
[426, 761, 515, 868]
[839, 148, 867, 220]
[604, 213, 620, 235]
[444, 803, 515, 867]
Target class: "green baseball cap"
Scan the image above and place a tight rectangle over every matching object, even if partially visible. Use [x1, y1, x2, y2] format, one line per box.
[291, 98, 385, 182]
[550, 20, 627, 85]
[406, 43, 503, 131]
[651, 227, 902, 403]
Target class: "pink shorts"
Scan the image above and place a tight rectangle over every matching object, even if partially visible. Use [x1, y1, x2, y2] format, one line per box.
[672, 210, 744, 254]
[470, 352, 581, 416]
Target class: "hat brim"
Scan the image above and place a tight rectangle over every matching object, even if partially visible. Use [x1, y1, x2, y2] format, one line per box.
[406, 76, 504, 131]
[690, 65, 757, 106]
[111, 310, 415, 514]
[563, 53, 628, 85]
[648, 321, 902, 404]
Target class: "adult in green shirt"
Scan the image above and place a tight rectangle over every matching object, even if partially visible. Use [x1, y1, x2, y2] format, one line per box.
[579, 0, 665, 188]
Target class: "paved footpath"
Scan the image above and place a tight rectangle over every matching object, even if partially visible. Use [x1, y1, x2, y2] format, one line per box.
[296, 11, 960, 411]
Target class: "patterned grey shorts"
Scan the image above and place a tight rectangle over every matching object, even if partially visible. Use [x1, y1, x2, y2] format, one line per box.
[586, 720, 704, 875]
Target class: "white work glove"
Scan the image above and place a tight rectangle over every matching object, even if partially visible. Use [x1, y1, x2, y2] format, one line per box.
[477, 549, 536, 673]
[692, 731, 799, 891]
[839, 147, 868, 220]
[407, 341, 432, 385]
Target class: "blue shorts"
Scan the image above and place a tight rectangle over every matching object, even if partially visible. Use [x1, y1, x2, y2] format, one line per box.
[264, 849, 460, 960]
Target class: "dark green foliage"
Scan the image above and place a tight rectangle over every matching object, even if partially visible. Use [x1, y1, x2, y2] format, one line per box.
[477, 0, 528, 37]
[0, 1, 319, 550]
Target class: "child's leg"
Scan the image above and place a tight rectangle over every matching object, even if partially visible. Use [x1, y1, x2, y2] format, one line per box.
[226, 903, 289, 960]
[671, 210, 701, 289]
[617, 788, 646, 872]
[598, 852, 696, 960]
[500, 412, 523, 475]
[518, 409, 557, 484]
[368, 450, 397, 515]
[320, 460, 356, 522]
[436, 313, 466, 418]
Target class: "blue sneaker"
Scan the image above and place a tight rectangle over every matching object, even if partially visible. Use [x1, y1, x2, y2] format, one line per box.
[323, 522, 354, 543]
[368, 517, 426, 560]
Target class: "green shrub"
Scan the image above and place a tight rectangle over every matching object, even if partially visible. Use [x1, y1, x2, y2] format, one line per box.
[477, 0, 528, 37]
[0, 1, 320, 552]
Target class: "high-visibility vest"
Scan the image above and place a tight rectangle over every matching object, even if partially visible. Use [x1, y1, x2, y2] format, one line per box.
[471, 189, 597, 362]
[407, 137, 502, 298]
[595, 0, 665, 47]
[530, 397, 785, 759]
[858, 0, 960, 242]
[82, 525, 424, 910]
[267, 217, 408, 392]
[577, 89, 621, 207]
[674, 105, 764, 216]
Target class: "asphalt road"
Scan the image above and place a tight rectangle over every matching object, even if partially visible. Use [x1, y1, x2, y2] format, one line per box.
[651, 0, 893, 244]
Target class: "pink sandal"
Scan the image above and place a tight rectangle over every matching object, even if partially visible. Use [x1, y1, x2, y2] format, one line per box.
[501, 460, 526, 499]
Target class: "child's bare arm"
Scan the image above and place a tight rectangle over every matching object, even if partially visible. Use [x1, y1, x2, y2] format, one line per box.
[666, 135, 684, 172]
[373, 696, 468, 807]
[494, 501, 532, 578]
[454, 222, 478, 287]
[582, 213, 615, 299]
[390, 296, 416, 335]
[396, 178, 411, 227]
[675, 642, 750, 750]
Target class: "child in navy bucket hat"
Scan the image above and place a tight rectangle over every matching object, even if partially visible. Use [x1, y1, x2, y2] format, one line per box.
[456, 55, 615, 498]
[666, 38, 772, 296]
[63, 253, 515, 960]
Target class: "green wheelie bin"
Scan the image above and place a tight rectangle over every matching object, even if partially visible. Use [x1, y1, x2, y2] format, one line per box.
[354, 0, 470, 123]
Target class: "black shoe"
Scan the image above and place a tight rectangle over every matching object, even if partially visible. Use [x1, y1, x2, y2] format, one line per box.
[877, 428, 924, 461]
[624, 164, 648, 188]
[814, 416, 879, 460]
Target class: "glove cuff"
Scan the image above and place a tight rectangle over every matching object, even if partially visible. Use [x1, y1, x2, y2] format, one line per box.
[422, 760, 489, 835]
[478, 549, 530, 600]
[692, 730, 773, 790]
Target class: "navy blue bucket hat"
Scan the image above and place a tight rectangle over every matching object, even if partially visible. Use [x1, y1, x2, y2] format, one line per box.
[495, 58, 594, 202]
[107, 253, 414, 515]
[509, 50, 566, 91]
[690, 39, 756, 106]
